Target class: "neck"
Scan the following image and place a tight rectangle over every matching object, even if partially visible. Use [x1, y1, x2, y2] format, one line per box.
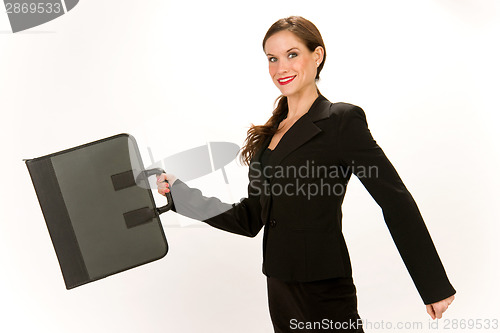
[285, 84, 319, 120]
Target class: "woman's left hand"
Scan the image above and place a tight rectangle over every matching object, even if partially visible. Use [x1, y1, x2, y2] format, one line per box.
[426, 294, 455, 319]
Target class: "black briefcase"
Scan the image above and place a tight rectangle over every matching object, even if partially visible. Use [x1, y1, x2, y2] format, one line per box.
[24, 133, 173, 289]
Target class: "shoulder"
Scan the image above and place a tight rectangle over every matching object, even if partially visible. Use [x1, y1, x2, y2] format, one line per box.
[317, 95, 367, 124]
[315, 97, 371, 140]
[329, 101, 366, 119]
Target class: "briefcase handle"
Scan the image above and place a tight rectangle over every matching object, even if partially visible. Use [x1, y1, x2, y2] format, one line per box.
[135, 168, 174, 215]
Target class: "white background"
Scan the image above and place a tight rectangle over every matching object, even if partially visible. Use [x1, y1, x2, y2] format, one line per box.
[1, 1, 499, 332]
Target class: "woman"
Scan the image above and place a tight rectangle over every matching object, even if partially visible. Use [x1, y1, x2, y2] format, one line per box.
[157, 16, 456, 332]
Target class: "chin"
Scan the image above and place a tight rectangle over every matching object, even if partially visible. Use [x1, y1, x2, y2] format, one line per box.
[280, 89, 300, 98]
[276, 86, 297, 97]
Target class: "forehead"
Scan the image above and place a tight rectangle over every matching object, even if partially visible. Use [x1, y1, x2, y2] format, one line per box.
[264, 30, 307, 54]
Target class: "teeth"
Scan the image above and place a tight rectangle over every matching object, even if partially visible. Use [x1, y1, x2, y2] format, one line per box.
[279, 76, 295, 83]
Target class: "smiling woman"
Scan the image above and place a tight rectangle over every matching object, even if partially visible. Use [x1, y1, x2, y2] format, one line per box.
[157, 15, 456, 333]
[240, 17, 327, 162]
[265, 31, 322, 99]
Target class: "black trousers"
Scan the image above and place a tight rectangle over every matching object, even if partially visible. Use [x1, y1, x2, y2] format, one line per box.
[266, 276, 364, 333]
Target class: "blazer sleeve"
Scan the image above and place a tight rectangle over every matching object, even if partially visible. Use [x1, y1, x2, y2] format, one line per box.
[338, 104, 456, 305]
[168, 166, 264, 238]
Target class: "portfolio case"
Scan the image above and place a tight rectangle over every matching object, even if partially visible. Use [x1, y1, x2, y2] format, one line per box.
[25, 133, 173, 289]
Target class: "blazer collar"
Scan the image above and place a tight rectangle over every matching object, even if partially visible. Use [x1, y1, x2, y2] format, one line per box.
[253, 94, 332, 170]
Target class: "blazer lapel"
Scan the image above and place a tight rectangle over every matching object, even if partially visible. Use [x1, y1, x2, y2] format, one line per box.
[249, 94, 332, 224]
[268, 94, 332, 168]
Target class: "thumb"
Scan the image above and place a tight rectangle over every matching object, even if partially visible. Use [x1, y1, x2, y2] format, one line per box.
[156, 173, 166, 182]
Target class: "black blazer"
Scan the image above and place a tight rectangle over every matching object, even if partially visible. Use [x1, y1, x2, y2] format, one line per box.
[169, 94, 456, 305]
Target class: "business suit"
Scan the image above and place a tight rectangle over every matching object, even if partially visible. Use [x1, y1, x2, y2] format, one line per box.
[169, 94, 456, 306]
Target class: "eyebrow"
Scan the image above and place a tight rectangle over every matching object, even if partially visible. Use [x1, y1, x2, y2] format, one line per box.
[266, 47, 299, 57]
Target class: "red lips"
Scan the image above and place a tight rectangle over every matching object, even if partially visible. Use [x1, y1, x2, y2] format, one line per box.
[278, 75, 296, 85]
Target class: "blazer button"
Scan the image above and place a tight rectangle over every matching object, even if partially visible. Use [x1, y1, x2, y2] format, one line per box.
[270, 219, 277, 228]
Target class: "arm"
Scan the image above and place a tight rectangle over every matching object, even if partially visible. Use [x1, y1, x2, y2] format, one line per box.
[338, 105, 456, 306]
[157, 168, 264, 238]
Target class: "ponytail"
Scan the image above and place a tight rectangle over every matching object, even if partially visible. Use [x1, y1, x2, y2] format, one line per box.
[239, 95, 288, 165]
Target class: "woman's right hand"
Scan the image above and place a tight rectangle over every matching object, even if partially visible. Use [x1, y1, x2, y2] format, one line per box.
[156, 172, 177, 196]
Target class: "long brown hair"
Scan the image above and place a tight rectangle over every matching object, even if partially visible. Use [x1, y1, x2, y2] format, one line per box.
[239, 16, 327, 165]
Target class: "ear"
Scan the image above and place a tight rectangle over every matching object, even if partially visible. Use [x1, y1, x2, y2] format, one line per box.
[313, 46, 324, 66]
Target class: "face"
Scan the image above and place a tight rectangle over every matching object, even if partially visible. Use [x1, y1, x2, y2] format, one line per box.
[264, 30, 323, 98]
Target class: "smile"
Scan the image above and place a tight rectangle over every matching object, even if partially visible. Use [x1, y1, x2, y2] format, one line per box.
[278, 75, 296, 85]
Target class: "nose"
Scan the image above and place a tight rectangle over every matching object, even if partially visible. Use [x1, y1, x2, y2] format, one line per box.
[277, 60, 289, 75]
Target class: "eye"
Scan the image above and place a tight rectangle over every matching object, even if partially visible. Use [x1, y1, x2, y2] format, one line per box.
[268, 57, 277, 63]
[288, 52, 298, 59]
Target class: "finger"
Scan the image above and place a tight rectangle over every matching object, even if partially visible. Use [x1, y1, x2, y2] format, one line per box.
[435, 303, 448, 319]
[441, 304, 449, 315]
[435, 308, 443, 319]
[156, 175, 171, 188]
[156, 173, 166, 183]
[158, 181, 169, 188]
[157, 187, 170, 196]
[158, 182, 169, 191]
[426, 304, 436, 320]
[157, 173, 167, 194]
